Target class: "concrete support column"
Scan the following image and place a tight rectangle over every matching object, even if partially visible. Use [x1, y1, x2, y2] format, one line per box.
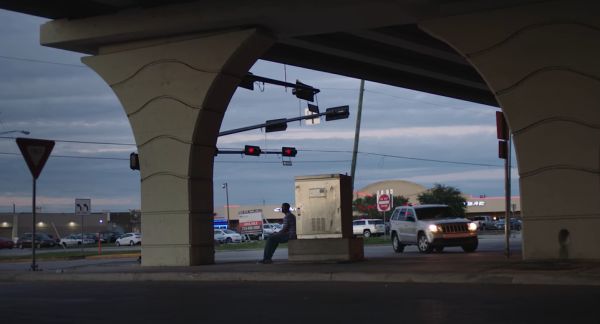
[83, 29, 273, 266]
[421, 1, 600, 259]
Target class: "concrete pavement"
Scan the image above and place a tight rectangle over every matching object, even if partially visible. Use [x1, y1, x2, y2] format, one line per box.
[2, 247, 600, 286]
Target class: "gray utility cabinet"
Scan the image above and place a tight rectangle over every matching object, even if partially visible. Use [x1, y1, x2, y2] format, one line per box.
[294, 174, 353, 239]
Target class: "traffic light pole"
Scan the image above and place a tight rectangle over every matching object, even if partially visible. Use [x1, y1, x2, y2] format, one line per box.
[218, 106, 349, 137]
[505, 133, 512, 258]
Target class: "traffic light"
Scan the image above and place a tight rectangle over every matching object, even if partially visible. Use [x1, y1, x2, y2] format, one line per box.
[325, 105, 350, 121]
[282, 147, 297, 157]
[265, 118, 287, 133]
[293, 80, 318, 102]
[130, 152, 140, 170]
[244, 145, 262, 156]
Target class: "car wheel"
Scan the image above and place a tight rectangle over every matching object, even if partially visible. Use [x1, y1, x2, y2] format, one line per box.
[36, 243, 42, 249]
[434, 246, 444, 253]
[116, 241, 121, 247]
[19, 244, 23, 249]
[363, 230, 371, 238]
[226, 237, 232, 243]
[462, 240, 478, 253]
[417, 233, 433, 253]
[392, 233, 404, 253]
[129, 241, 135, 246]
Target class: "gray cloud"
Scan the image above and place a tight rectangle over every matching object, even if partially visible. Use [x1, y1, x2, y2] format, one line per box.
[0, 9, 518, 213]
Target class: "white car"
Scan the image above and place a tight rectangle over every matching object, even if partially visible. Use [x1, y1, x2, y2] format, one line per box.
[262, 223, 281, 238]
[352, 219, 385, 237]
[115, 233, 142, 246]
[214, 230, 226, 243]
[215, 229, 242, 243]
[59, 234, 95, 247]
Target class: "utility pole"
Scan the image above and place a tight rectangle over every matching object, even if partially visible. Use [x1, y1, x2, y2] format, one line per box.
[504, 133, 512, 258]
[223, 183, 230, 229]
[351, 80, 365, 190]
[11, 203, 18, 242]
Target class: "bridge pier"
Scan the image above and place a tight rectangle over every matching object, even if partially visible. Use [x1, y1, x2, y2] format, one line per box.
[421, 0, 600, 259]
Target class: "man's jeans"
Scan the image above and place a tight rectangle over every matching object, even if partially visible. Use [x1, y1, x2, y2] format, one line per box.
[263, 234, 289, 261]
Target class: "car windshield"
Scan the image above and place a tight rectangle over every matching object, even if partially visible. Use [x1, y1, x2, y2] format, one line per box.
[224, 230, 236, 234]
[416, 207, 458, 220]
[369, 220, 384, 225]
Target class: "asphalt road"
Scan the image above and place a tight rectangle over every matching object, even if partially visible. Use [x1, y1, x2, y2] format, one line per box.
[216, 233, 522, 263]
[1, 280, 598, 324]
[0, 234, 521, 271]
[0, 244, 140, 257]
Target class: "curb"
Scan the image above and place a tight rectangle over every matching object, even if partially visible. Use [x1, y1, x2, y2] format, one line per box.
[1, 270, 599, 286]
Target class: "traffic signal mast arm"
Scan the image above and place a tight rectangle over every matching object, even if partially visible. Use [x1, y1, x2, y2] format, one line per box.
[218, 106, 349, 137]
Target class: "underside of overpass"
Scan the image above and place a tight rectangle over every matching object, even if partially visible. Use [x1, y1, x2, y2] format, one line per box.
[1, 0, 599, 265]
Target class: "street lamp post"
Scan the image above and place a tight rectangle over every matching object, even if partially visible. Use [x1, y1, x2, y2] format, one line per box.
[0, 130, 30, 136]
[222, 183, 230, 229]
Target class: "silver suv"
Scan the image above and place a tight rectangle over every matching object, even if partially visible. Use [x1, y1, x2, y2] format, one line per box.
[389, 205, 478, 253]
[352, 219, 385, 238]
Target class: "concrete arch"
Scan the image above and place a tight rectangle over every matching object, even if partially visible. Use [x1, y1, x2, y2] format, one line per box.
[83, 29, 274, 266]
[420, 0, 600, 259]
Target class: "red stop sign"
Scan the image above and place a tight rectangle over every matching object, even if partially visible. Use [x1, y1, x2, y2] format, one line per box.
[377, 194, 391, 212]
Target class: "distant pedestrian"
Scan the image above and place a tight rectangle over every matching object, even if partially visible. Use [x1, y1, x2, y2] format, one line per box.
[258, 202, 296, 264]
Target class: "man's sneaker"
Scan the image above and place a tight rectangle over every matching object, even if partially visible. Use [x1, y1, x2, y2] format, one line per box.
[257, 259, 273, 264]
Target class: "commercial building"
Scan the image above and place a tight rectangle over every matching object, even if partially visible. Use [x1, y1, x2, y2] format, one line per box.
[0, 211, 141, 241]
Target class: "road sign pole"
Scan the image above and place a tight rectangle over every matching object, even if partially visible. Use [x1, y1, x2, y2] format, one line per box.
[81, 212, 84, 256]
[15, 137, 55, 272]
[31, 178, 37, 271]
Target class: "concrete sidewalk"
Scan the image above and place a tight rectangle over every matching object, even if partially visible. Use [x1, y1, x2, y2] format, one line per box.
[1, 251, 600, 286]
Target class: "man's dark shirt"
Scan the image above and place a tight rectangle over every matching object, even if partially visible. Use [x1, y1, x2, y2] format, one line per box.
[281, 211, 297, 239]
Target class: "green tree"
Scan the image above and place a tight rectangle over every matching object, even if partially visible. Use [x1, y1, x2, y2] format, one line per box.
[417, 184, 467, 217]
[353, 194, 408, 219]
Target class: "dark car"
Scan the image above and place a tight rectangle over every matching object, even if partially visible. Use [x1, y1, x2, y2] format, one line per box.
[16, 233, 57, 249]
[496, 218, 522, 231]
[99, 231, 121, 243]
[0, 237, 14, 249]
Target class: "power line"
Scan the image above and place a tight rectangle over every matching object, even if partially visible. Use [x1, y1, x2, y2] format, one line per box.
[299, 149, 502, 167]
[0, 151, 350, 164]
[0, 152, 128, 160]
[1, 136, 502, 167]
[0, 54, 85, 68]
[0, 136, 136, 146]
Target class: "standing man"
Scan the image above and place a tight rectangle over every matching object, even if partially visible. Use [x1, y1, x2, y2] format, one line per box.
[259, 202, 296, 264]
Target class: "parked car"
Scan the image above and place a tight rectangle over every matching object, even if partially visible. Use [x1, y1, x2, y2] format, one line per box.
[59, 234, 95, 247]
[16, 233, 57, 249]
[214, 230, 226, 243]
[471, 215, 497, 230]
[115, 232, 142, 246]
[99, 231, 121, 243]
[215, 229, 242, 243]
[262, 223, 281, 238]
[0, 237, 14, 249]
[389, 204, 478, 253]
[352, 219, 386, 238]
[240, 233, 252, 242]
[496, 218, 522, 231]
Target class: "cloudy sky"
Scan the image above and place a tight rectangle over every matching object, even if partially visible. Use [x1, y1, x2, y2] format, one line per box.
[0, 9, 518, 213]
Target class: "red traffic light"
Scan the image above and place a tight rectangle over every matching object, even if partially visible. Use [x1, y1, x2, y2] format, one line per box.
[282, 147, 297, 157]
[244, 145, 261, 156]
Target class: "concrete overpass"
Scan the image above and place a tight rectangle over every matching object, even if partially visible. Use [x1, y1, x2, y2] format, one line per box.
[0, 0, 598, 265]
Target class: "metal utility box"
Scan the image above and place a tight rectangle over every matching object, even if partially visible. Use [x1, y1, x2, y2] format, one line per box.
[294, 174, 353, 239]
